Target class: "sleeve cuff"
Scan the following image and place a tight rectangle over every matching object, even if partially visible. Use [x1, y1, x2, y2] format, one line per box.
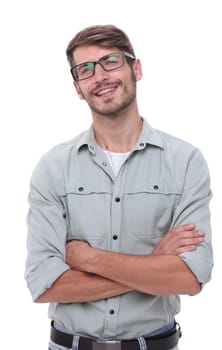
[179, 245, 213, 287]
[26, 257, 70, 301]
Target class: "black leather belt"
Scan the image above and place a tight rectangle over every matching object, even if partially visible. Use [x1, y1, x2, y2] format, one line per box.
[50, 321, 182, 350]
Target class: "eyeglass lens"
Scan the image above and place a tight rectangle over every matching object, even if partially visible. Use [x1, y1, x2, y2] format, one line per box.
[74, 52, 124, 80]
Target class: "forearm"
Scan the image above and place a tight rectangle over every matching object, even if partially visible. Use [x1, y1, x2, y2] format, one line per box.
[36, 268, 131, 303]
[75, 249, 201, 296]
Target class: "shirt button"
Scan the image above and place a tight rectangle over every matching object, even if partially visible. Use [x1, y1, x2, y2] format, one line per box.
[109, 309, 115, 315]
[115, 197, 120, 202]
[113, 235, 118, 240]
[89, 145, 95, 150]
[139, 143, 145, 147]
[78, 187, 84, 192]
[153, 185, 159, 190]
[102, 162, 108, 166]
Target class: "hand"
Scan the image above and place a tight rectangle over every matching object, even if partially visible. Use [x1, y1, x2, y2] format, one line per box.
[152, 224, 205, 256]
[66, 240, 94, 271]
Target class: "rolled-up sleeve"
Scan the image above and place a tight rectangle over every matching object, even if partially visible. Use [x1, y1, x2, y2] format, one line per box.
[25, 153, 70, 301]
[172, 147, 213, 286]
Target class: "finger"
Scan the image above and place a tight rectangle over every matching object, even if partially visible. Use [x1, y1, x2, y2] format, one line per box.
[176, 245, 198, 255]
[171, 224, 196, 234]
[176, 230, 205, 240]
[170, 230, 205, 249]
[177, 235, 205, 247]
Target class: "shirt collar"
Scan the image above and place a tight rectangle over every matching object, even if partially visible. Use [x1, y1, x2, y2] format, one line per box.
[76, 125, 97, 154]
[76, 118, 164, 153]
[134, 118, 164, 151]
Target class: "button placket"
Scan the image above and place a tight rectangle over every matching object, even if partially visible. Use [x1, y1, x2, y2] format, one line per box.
[104, 160, 126, 337]
[112, 195, 121, 245]
[110, 171, 124, 253]
[104, 298, 120, 337]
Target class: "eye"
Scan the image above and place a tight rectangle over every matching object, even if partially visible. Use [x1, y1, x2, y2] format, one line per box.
[78, 62, 94, 76]
[86, 62, 94, 71]
[108, 54, 119, 63]
[102, 53, 121, 68]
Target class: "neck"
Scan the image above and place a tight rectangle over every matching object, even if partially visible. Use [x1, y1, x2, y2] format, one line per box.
[92, 107, 142, 153]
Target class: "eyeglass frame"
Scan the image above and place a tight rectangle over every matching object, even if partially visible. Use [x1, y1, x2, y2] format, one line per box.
[70, 51, 136, 81]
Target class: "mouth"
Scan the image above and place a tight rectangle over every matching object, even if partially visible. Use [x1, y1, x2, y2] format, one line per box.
[94, 84, 119, 98]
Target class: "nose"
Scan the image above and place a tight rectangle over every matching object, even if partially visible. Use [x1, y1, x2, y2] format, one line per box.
[93, 63, 110, 82]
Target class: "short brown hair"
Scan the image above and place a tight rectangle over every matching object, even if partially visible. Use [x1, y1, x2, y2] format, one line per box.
[66, 24, 136, 68]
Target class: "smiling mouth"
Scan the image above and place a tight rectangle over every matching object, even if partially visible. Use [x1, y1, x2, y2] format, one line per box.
[94, 84, 119, 97]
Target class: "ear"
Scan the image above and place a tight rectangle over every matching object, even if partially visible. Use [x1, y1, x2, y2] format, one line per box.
[73, 81, 85, 100]
[133, 59, 142, 81]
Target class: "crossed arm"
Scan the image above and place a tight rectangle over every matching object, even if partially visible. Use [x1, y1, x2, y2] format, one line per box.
[36, 224, 204, 303]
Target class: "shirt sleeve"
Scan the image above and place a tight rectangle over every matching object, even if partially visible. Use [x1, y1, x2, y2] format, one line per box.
[171, 147, 213, 287]
[25, 153, 70, 301]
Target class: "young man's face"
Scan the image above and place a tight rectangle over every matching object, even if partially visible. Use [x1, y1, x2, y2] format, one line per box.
[72, 45, 142, 117]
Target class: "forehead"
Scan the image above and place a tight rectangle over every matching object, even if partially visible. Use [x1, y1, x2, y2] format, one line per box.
[73, 45, 119, 65]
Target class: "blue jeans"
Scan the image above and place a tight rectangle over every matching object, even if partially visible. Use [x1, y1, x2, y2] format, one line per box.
[49, 341, 69, 350]
[49, 341, 179, 350]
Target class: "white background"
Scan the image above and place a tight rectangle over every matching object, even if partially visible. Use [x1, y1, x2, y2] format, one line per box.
[0, 1, 221, 349]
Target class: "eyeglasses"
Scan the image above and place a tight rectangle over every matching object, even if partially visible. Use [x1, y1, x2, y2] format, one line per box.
[71, 51, 135, 81]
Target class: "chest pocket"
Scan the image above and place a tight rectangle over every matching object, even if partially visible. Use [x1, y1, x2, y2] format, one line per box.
[64, 183, 111, 242]
[126, 182, 180, 238]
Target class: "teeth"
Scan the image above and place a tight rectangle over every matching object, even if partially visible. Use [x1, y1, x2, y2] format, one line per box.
[97, 87, 115, 96]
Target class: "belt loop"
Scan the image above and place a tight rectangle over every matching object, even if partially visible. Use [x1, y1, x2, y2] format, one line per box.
[72, 335, 80, 350]
[137, 336, 148, 350]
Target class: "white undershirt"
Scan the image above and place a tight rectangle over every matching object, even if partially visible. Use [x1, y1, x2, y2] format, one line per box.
[103, 150, 130, 176]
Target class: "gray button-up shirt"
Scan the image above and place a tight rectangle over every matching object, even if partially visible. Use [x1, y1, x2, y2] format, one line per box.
[25, 119, 213, 339]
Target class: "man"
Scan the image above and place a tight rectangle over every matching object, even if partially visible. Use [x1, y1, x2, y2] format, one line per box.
[25, 25, 213, 350]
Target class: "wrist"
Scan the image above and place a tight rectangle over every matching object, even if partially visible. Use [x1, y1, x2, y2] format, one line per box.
[82, 246, 101, 273]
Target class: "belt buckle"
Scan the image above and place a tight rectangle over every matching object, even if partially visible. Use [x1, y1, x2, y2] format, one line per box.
[92, 339, 121, 350]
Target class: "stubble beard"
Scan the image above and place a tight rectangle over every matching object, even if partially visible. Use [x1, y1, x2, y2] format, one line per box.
[81, 71, 137, 118]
